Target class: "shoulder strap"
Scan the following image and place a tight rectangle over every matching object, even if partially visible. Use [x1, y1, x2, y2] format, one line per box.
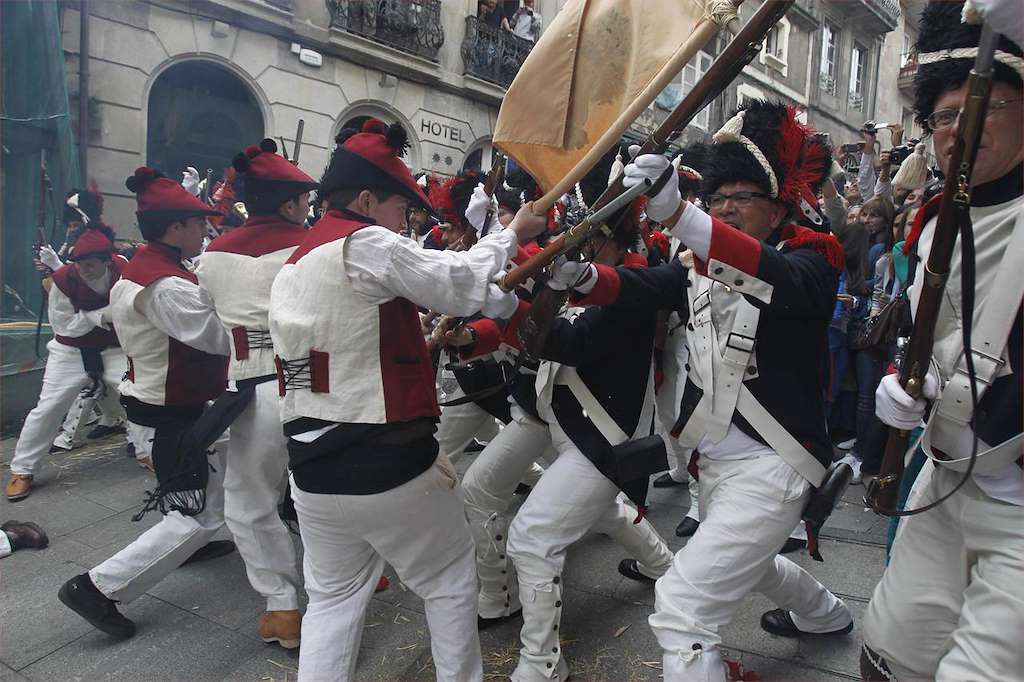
[562, 363, 656, 446]
[935, 204, 1024, 429]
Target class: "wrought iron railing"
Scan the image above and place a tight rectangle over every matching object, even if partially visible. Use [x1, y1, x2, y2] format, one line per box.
[460, 15, 534, 88]
[326, 0, 444, 61]
[897, 50, 917, 91]
[859, 0, 900, 29]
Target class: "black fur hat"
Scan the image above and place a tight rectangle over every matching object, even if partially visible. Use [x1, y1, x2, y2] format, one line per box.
[914, 1, 1023, 130]
[701, 100, 831, 224]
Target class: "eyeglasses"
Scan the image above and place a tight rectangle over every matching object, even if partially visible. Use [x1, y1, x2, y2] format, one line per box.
[926, 98, 1022, 131]
[705, 191, 771, 209]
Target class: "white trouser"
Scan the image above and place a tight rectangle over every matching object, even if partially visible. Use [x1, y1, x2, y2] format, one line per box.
[863, 462, 1024, 681]
[0, 531, 11, 559]
[650, 455, 852, 682]
[656, 334, 700, 522]
[462, 409, 555, 619]
[90, 438, 228, 603]
[507, 439, 674, 682]
[223, 381, 301, 611]
[54, 384, 125, 449]
[10, 341, 126, 475]
[436, 401, 500, 466]
[291, 456, 482, 682]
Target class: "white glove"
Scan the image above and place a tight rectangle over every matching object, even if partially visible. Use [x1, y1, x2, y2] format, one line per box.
[38, 245, 63, 271]
[622, 146, 679, 222]
[182, 167, 201, 196]
[481, 283, 519, 320]
[547, 255, 596, 293]
[465, 183, 498, 232]
[875, 372, 939, 430]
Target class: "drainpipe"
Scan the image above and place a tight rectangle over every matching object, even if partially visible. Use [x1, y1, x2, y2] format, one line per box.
[78, 0, 90, 180]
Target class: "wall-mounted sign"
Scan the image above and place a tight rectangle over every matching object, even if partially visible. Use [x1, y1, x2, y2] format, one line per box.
[413, 110, 472, 148]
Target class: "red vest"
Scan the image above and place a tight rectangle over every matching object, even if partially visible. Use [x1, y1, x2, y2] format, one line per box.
[51, 258, 123, 349]
[119, 242, 228, 405]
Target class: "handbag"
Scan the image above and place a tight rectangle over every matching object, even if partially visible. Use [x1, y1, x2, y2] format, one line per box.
[849, 287, 907, 360]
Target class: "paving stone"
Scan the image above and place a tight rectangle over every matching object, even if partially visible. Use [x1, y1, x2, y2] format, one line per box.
[21, 595, 265, 681]
[64, 507, 162, 553]
[784, 539, 885, 602]
[0, 663, 27, 682]
[0, 561, 99, 670]
[719, 648, 852, 682]
[0, 486, 119, 538]
[145, 551, 273, 634]
[561, 533, 630, 599]
[57, 457, 155, 514]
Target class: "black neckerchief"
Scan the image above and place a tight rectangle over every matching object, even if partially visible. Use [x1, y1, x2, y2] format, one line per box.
[332, 206, 377, 224]
[971, 162, 1023, 207]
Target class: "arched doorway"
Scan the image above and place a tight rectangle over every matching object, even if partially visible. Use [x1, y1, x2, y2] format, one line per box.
[335, 103, 420, 171]
[147, 61, 264, 188]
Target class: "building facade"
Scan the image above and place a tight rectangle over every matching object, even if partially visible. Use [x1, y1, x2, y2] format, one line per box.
[61, 0, 558, 237]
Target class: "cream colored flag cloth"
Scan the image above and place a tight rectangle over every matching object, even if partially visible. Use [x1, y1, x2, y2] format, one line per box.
[493, 0, 733, 209]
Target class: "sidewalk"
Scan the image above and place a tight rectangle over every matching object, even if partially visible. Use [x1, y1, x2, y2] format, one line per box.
[1, 435, 887, 681]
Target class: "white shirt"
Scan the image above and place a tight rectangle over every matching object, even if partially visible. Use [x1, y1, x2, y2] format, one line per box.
[344, 225, 519, 319]
[48, 270, 111, 339]
[134, 276, 231, 356]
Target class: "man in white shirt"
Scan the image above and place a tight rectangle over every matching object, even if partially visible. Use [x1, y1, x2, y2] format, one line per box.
[58, 167, 233, 639]
[269, 118, 547, 682]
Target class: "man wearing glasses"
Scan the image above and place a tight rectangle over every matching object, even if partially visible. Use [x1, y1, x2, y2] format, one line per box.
[860, 3, 1023, 680]
[555, 100, 852, 681]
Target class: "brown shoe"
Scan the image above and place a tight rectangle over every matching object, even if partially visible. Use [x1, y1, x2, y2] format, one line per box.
[5, 474, 33, 501]
[1, 520, 48, 550]
[136, 456, 155, 473]
[258, 610, 301, 649]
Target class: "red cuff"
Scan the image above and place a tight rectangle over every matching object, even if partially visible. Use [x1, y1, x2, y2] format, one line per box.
[575, 264, 620, 305]
[694, 217, 762, 276]
[458, 319, 503, 359]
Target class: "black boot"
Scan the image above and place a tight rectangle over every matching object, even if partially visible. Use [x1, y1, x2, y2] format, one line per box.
[779, 537, 807, 555]
[58, 574, 136, 638]
[87, 424, 126, 439]
[674, 517, 699, 538]
[617, 559, 656, 584]
[180, 540, 236, 566]
[760, 608, 853, 637]
[477, 608, 522, 630]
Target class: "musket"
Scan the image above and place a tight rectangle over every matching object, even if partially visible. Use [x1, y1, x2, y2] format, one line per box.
[480, 153, 506, 237]
[864, 23, 1000, 516]
[292, 119, 305, 165]
[201, 168, 213, 205]
[33, 152, 57, 360]
[504, 0, 794, 357]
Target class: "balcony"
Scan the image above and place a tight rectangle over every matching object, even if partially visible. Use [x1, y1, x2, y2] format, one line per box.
[460, 16, 533, 88]
[897, 51, 917, 93]
[326, 0, 444, 62]
[848, 91, 864, 110]
[856, 0, 900, 32]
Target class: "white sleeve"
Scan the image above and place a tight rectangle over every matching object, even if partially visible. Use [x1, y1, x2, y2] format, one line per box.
[136, 277, 231, 356]
[668, 201, 712, 262]
[345, 226, 520, 318]
[48, 285, 108, 338]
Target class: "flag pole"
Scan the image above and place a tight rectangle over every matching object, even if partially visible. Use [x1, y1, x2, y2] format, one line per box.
[503, 0, 794, 291]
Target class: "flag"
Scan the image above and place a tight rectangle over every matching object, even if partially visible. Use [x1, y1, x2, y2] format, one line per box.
[493, 0, 725, 208]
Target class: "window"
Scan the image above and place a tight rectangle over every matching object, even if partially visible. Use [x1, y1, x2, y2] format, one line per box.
[147, 61, 264, 191]
[652, 50, 712, 130]
[760, 17, 790, 76]
[680, 50, 714, 130]
[902, 108, 915, 139]
[819, 22, 838, 94]
[736, 83, 765, 109]
[849, 43, 866, 108]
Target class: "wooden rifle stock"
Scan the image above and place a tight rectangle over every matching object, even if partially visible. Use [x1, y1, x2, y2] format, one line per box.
[500, 0, 794, 293]
[864, 24, 999, 516]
